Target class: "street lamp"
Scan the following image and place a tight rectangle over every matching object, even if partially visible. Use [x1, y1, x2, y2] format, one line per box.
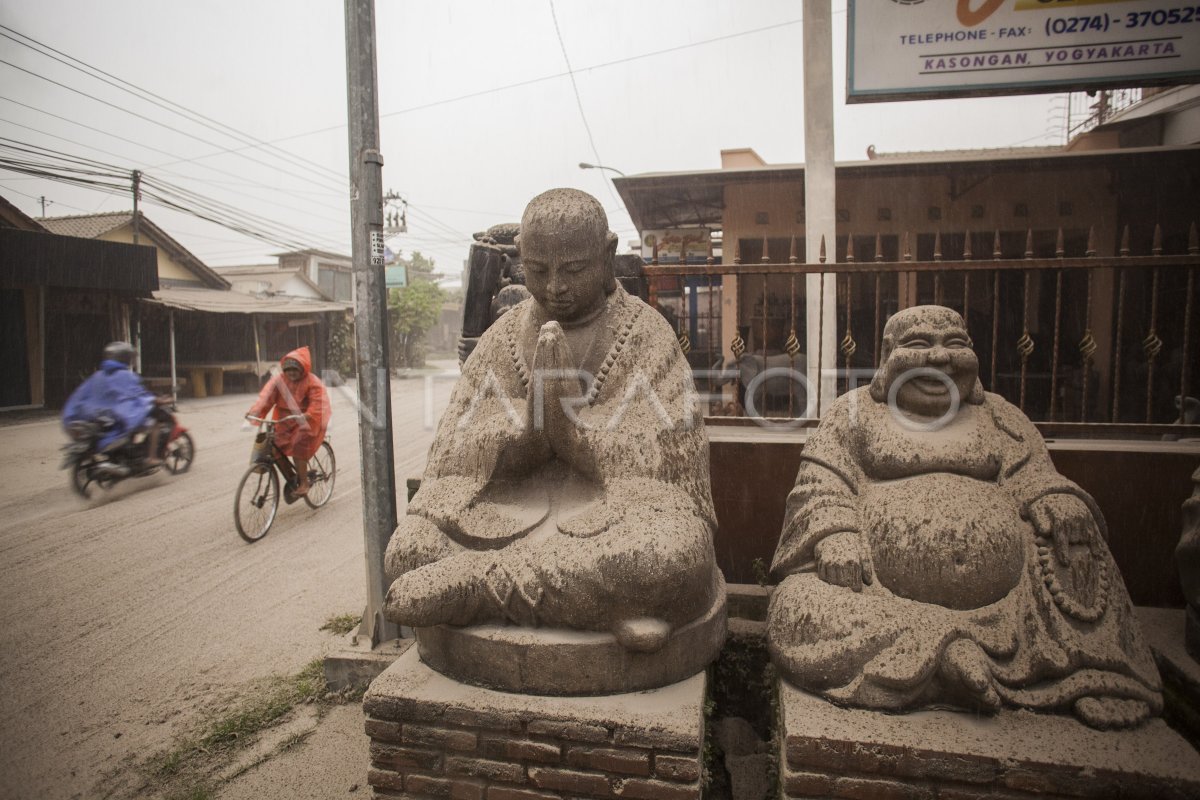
[578, 162, 626, 177]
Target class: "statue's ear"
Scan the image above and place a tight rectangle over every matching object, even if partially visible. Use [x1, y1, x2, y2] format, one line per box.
[968, 378, 985, 404]
[868, 335, 893, 403]
[604, 232, 619, 292]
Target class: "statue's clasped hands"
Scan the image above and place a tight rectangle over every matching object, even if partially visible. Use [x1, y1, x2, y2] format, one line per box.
[814, 530, 875, 592]
[1027, 493, 1098, 566]
[530, 322, 589, 440]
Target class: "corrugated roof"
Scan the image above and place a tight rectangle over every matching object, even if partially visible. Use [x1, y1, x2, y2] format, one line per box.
[216, 264, 330, 299]
[867, 145, 1065, 162]
[144, 287, 350, 315]
[41, 212, 131, 239]
[614, 143, 1200, 230]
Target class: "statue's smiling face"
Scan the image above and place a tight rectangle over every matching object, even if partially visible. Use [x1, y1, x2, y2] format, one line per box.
[884, 312, 979, 418]
[520, 220, 612, 324]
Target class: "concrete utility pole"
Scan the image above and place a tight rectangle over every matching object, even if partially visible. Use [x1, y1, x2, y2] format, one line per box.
[345, 0, 399, 645]
[132, 169, 143, 372]
[131, 170, 142, 245]
[803, 0, 838, 415]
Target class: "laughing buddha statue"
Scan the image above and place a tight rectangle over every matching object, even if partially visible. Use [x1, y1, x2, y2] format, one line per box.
[767, 305, 1162, 729]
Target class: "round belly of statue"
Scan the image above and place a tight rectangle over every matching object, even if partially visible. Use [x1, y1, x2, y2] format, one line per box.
[861, 473, 1026, 610]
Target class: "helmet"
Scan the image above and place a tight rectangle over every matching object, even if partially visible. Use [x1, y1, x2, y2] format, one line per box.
[102, 341, 136, 366]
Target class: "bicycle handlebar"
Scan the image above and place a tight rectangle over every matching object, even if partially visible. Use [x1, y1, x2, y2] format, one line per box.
[245, 414, 306, 425]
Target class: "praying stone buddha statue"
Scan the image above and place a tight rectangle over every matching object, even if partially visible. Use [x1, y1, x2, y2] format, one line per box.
[384, 188, 725, 695]
[767, 305, 1162, 729]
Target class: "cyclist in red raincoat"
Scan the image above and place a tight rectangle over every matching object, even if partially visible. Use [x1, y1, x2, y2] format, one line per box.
[246, 346, 330, 497]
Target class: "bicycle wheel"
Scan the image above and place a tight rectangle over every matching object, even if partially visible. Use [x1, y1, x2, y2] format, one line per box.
[235, 464, 279, 543]
[303, 441, 336, 509]
[165, 432, 195, 475]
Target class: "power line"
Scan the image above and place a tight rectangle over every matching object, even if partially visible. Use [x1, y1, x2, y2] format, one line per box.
[141, 175, 347, 252]
[0, 181, 89, 213]
[0, 153, 344, 255]
[0, 95, 349, 219]
[0, 57, 348, 197]
[547, 0, 622, 213]
[405, 204, 473, 242]
[129, 17, 811, 159]
[0, 25, 349, 185]
[0, 132, 350, 249]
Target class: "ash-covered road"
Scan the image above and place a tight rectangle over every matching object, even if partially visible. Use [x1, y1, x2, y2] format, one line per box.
[0, 366, 456, 799]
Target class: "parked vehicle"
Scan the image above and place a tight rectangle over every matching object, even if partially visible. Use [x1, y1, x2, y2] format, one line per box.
[234, 415, 336, 542]
[62, 405, 194, 498]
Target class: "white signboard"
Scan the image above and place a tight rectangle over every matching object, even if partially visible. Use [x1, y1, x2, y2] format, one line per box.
[641, 229, 712, 263]
[848, 0, 1200, 103]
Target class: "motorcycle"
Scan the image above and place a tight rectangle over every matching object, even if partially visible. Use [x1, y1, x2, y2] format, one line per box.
[61, 403, 195, 498]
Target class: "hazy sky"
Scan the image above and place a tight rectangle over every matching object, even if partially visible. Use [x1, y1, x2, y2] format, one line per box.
[0, 1, 1069, 276]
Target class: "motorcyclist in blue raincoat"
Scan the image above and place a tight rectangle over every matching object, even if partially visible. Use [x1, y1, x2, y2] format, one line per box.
[63, 341, 164, 466]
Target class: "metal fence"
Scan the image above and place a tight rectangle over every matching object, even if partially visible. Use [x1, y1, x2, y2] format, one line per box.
[644, 222, 1199, 437]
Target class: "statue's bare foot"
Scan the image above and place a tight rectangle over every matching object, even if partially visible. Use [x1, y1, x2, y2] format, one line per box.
[942, 639, 1001, 712]
[614, 618, 670, 653]
[1074, 696, 1152, 730]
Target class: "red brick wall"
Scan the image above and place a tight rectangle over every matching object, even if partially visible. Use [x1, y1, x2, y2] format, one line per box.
[365, 702, 702, 799]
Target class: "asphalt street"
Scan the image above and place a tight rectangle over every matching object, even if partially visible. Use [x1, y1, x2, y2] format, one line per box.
[0, 364, 457, 799]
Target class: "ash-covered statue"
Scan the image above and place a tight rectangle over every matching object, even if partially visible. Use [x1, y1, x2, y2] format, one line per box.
[768, 305, 1162, 729]
[384, 188, 725, 694]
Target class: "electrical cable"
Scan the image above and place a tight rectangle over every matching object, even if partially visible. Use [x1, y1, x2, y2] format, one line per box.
[140, 177, 347, 252]
[0, 132, 350, 246]
[115, 17, 812, 156]
[0, 57, 347, 196]
[0, 96, 348, 216]
[0, 156, 344, 254]
[0, 25, 349, 184]
[547, 0, 622, 213]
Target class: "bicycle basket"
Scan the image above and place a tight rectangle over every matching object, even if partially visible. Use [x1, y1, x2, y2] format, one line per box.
[250, 431, 272, 464]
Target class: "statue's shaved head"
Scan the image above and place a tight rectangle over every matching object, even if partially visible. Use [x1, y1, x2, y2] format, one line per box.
[516, 189, 619, 321]
[519, 188, 612, 250]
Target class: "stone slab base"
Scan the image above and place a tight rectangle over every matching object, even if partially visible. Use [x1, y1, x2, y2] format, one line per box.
[415, 574, 726, 695]
[779, 678, 1200, 799]
[364, 646, 705, 799]
[323, 636, 412, 692]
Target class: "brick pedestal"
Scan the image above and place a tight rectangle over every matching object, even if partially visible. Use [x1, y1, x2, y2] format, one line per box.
[779, 679, 1200, 799]
[364, 646, 705, 799]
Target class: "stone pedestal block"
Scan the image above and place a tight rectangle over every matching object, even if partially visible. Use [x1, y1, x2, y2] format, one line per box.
[778, 679, 1200, 799]
[1138, 606, 1200, 742]
[364, 646, 705, 799]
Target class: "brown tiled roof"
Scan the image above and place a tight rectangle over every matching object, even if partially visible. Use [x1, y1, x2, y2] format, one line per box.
[40, 211, 132, 239]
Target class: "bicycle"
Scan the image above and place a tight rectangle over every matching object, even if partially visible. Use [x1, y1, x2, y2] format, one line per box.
[235, 414, 336, 543]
